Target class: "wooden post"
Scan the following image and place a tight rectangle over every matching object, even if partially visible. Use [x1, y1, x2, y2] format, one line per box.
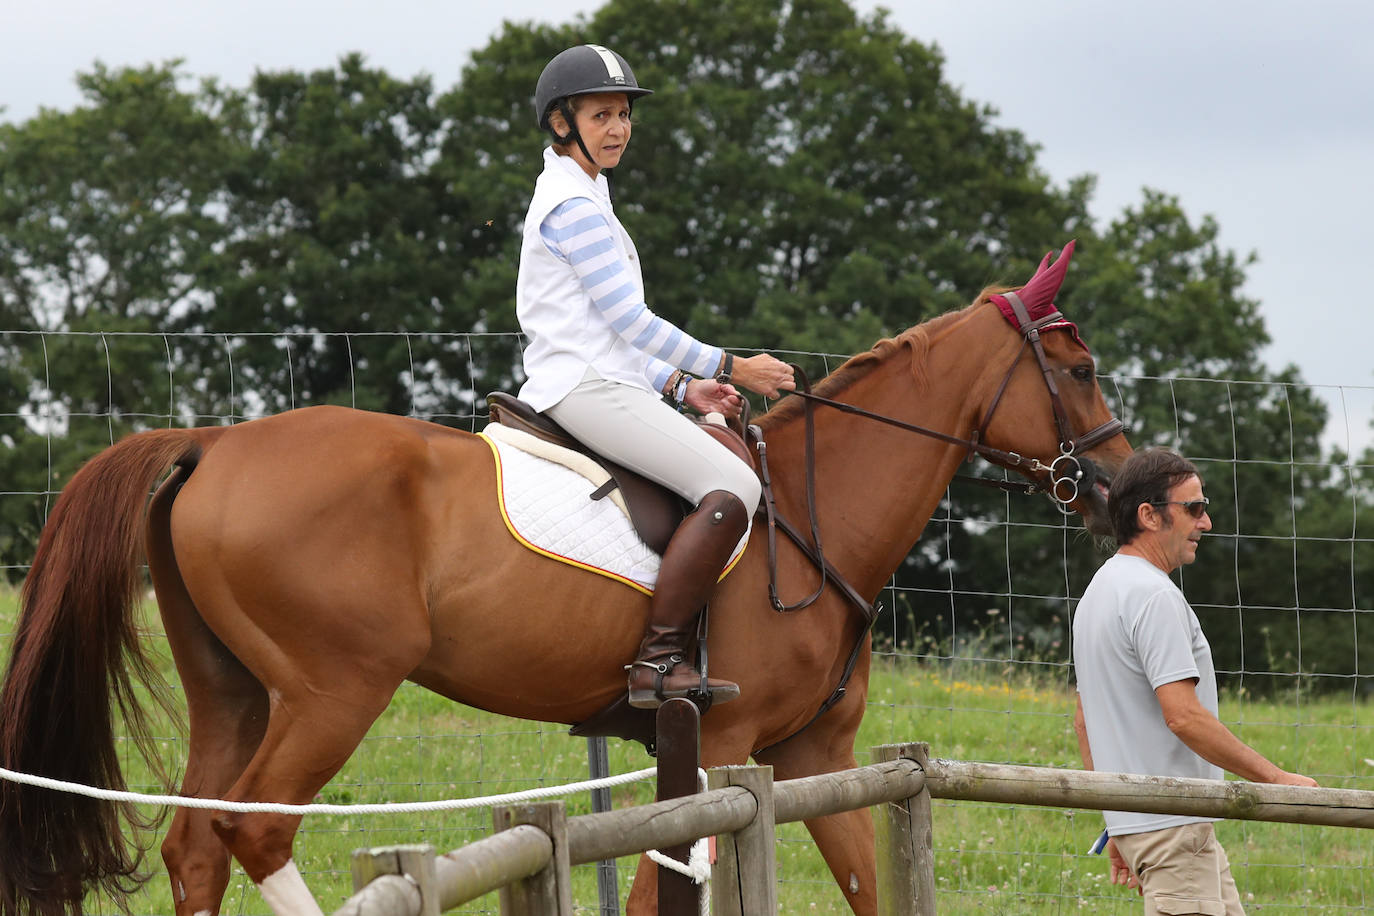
[872, 743, 935, 916]
[656, 698, 702, 916]
[494, 801, 572, 916]
[708, 765, 777, 916]
[349, 844, 438, 916]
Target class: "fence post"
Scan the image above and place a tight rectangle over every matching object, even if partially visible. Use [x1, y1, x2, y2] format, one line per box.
[586, 736, 621, 916]
[494, 801, 572, 916]
[349, 843, 438, 916]
[656, 698, 702, 916]
[872, 743, 935, 916]
[708, 764, 777, 916]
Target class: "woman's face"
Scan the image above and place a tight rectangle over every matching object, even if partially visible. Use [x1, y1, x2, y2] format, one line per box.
[556, 92, 632, 178]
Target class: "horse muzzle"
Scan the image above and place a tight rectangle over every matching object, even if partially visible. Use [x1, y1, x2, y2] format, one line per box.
[1047, 454, 1111, 514]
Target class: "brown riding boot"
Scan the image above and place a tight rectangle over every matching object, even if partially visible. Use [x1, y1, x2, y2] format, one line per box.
[626, 489, 748, 709]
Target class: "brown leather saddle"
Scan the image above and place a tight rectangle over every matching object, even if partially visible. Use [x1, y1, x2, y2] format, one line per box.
[486, 392, 758, 753]
[486, 391, 755, 556]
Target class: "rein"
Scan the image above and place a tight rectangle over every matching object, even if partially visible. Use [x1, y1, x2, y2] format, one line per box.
[747, 301, 1123, 748]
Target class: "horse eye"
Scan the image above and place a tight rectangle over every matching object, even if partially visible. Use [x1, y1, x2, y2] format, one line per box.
[1071, 365, 1094, 382]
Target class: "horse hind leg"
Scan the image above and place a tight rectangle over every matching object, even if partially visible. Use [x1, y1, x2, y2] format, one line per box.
[149, 469, 271, 916]
[208, 678, 411, 916]
[160, 644, 268, 916]
[158, 628, 268, 916]
[200, 601, 432, 915]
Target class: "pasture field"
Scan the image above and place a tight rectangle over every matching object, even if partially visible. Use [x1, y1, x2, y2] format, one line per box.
[1, 586, 1371, 914]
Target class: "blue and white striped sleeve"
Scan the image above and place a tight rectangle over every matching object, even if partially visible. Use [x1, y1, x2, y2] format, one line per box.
[646, 357, 676, 393]
[541, 198, 722, 380]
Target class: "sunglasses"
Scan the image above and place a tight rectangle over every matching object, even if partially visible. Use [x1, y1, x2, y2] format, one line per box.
[1150, 498, 1210, 519]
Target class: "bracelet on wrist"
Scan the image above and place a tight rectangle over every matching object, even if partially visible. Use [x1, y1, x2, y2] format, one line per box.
[673, 374, 691, 412]
[715, 352, 734, 385]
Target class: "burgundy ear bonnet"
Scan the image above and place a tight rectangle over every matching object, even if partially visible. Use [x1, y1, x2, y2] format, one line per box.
[990, 240, 1086, 348]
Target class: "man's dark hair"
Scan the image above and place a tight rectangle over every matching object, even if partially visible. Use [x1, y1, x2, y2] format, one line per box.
[1107, 447, 1201, 544]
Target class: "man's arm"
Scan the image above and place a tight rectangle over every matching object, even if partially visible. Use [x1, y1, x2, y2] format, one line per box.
[1154, 679, 1318, 786]
[1073, 694, 1094, 770]
[1074, 695, 1139, 891]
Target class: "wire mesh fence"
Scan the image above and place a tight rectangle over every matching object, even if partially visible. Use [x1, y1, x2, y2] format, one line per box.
[1, 327, 1372, 913]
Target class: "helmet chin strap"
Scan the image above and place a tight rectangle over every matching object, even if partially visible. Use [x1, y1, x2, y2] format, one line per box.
[555, 98, 616, 202]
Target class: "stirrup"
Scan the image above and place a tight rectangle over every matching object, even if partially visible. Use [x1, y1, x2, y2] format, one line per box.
[626, 655, 738, 709]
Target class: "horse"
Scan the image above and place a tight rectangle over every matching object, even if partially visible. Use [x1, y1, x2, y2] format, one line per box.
[0, 241, 1130, 916]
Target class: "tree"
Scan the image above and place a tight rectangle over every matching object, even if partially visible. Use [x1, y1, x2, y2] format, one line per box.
[895, 192, 1360, 694]
[0, 63, 242, 576]
[195, 54, 472, 417]
[1, 0, 1369, 697]
[444, 0, 1097, 363]
[0, 63, 238, 417]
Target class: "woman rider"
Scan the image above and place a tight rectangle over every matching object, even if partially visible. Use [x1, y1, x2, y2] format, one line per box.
[518, 44, 795, 708]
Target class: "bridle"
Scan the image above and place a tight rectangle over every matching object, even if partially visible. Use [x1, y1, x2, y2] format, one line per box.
[747, 295, 1124, 749]
[961, 290, 1124, 504]
[765, 291, 1122, 522]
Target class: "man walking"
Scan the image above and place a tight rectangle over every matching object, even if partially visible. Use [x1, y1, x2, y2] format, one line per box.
[1073, 447, 1316, 914]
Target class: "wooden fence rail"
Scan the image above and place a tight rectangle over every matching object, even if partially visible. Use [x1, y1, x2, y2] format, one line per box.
[335, 741, 1374, 916]
[924, 759, 1374, 828]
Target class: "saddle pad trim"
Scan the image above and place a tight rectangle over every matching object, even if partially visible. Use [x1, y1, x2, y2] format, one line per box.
[479, 432, 654, 596]
[479, 429, 749, 588]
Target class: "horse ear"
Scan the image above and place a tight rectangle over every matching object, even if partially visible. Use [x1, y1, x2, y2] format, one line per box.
[1032, 250, 1053, 277]
[1017, 239, 1076, 311]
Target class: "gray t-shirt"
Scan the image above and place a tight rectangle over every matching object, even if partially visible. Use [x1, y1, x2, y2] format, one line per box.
[1073, 553, 1223, 835]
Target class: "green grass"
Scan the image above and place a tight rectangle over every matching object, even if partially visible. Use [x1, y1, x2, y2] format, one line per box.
[2, 588, 1372, 914]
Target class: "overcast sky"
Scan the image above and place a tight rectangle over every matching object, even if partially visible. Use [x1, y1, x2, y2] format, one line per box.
[5, 0, 1372, 453]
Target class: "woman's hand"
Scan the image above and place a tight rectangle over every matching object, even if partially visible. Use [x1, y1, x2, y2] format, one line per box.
[683, 379, 745, 418]
[730, 354, 796, 399]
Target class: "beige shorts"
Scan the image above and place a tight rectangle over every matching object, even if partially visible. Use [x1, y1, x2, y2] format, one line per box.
[1113, 822, 1244, 916]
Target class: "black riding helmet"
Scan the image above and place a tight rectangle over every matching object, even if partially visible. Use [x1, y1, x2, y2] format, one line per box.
[534, 44, 654, 136]
[534, 45, 653, 199]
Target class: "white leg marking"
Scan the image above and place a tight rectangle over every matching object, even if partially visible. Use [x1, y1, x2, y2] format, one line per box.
[193, 911, 214, 916]
[257, 860, 325, 916]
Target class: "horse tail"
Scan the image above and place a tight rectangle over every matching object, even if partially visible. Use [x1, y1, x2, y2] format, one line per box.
[0, 427, 223, 916]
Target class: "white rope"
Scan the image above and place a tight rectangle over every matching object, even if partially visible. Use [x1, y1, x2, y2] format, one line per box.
[0, 765, 657, 815]
[646, 842, 711, 884]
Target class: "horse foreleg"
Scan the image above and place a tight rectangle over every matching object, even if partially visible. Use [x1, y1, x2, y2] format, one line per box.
[796, 809, 877, 914]
[625, 803, 877, 916]
[753, 696, 876, 915]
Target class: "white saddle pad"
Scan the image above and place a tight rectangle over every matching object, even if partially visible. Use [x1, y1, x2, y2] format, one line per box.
[478, 423, 747, 593]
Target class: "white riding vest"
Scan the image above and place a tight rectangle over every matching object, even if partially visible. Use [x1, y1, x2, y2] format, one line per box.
[516, 148, 654, 411]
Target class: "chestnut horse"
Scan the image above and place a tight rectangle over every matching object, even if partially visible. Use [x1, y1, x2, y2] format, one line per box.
[0, 242, 1130, 915]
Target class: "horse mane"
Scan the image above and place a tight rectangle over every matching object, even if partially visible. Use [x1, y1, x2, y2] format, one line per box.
[755, 286, 1014, 431]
